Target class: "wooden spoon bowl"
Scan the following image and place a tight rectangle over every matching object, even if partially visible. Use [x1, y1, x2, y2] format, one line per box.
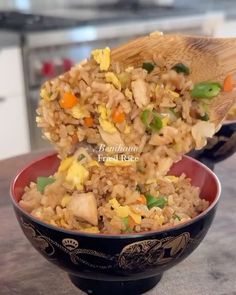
[112, 33, 236, 127]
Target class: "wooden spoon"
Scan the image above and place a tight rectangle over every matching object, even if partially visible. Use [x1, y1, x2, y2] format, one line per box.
[112, 32, 236, 128]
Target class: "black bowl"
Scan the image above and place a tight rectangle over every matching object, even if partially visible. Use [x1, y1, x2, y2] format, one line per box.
[189, 120, 236, 170]
[11, 154, 221, 295]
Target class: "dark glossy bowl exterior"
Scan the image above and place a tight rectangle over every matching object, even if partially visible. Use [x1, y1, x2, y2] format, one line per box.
[11, 154, 221, 295]
[189, 121, 236, 170]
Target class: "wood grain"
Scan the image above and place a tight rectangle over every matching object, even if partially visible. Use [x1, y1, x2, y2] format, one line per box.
[0, 151, 236, 294]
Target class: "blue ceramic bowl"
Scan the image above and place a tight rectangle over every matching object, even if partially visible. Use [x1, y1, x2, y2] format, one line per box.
[11, 154, 221, 295]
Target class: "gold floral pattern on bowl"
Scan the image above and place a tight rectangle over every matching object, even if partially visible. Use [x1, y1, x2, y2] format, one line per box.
[21, 218, 192, 271]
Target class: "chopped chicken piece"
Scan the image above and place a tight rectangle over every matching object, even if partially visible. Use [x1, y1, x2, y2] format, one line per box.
[67, 192, 98, 226]
[131, 79, 150, 108]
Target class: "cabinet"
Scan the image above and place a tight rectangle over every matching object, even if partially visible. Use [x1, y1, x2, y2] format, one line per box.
[0, 47, 30, 159]
[0, 95, 30, 159]
[214, 20, 236, 37]
[0, 47, 24, 97]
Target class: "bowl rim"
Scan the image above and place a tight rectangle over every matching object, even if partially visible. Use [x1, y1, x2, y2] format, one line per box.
[223, 119, 236, 125]
[10, 152, 221, 239]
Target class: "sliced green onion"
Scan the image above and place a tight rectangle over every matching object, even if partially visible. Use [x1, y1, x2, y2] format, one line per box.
[140, 109, 152, 127]
[173, 213, 181, 221]
[78, 154, 86, 161]
[198, 113, 209, 121]
[145, 193, 167, 209]
[37, 176, 55, 193]
[140, 110, 163, 132]
[142, 62, 155, 73]
[150, 113, 163, 131]
[191, 82, 221, 99]
[145, 193, 158, 209]
[171, 63, 190, 75]
[151, 197, 167, 209]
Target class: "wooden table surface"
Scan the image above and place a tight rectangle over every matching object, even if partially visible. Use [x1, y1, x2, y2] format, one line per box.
[1, 151, 236, 295]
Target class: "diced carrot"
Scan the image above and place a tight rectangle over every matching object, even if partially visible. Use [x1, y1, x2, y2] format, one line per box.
[84, 117, 94, 127]
[137, 194, 147, 205]
[112, 109, 125, 123]
[59, 92, 78, 109]
[224, 74, 233, 92]
[71, 133, 78, 144]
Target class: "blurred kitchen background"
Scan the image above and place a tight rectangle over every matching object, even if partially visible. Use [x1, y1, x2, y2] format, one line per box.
[0, 0, 236, 160]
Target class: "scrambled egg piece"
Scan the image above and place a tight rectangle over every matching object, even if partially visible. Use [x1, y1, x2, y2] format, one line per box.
[98, 105, 107, 119]
[109, 198, 120, 209]
[164, 176, 179, 183]
[58, 156, 74, 173]
[70, 105, 89, 119]
[108, 198, 141, 224]
[66, 161, 89, 190]
[86, 160, 100, 168]
[166, 89, 180, 98]
[58, 157, 89, 190]
[161, 116, 169, 127]
[97, 105, 117, 133]
[116, 206, 130, 218]
[146, 178, 157, 184]
[91, 47, 110, 71]
[105, 72, 121, 90]
[99, 119, 117, 133]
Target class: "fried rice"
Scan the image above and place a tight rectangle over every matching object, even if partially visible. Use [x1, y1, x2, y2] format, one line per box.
[20, 148, 209, 234]
[20, 41, 227, 234]
[36, 48, 217, 178]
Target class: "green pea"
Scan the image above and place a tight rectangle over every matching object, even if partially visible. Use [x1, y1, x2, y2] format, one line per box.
[191, 82, 221, 99]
